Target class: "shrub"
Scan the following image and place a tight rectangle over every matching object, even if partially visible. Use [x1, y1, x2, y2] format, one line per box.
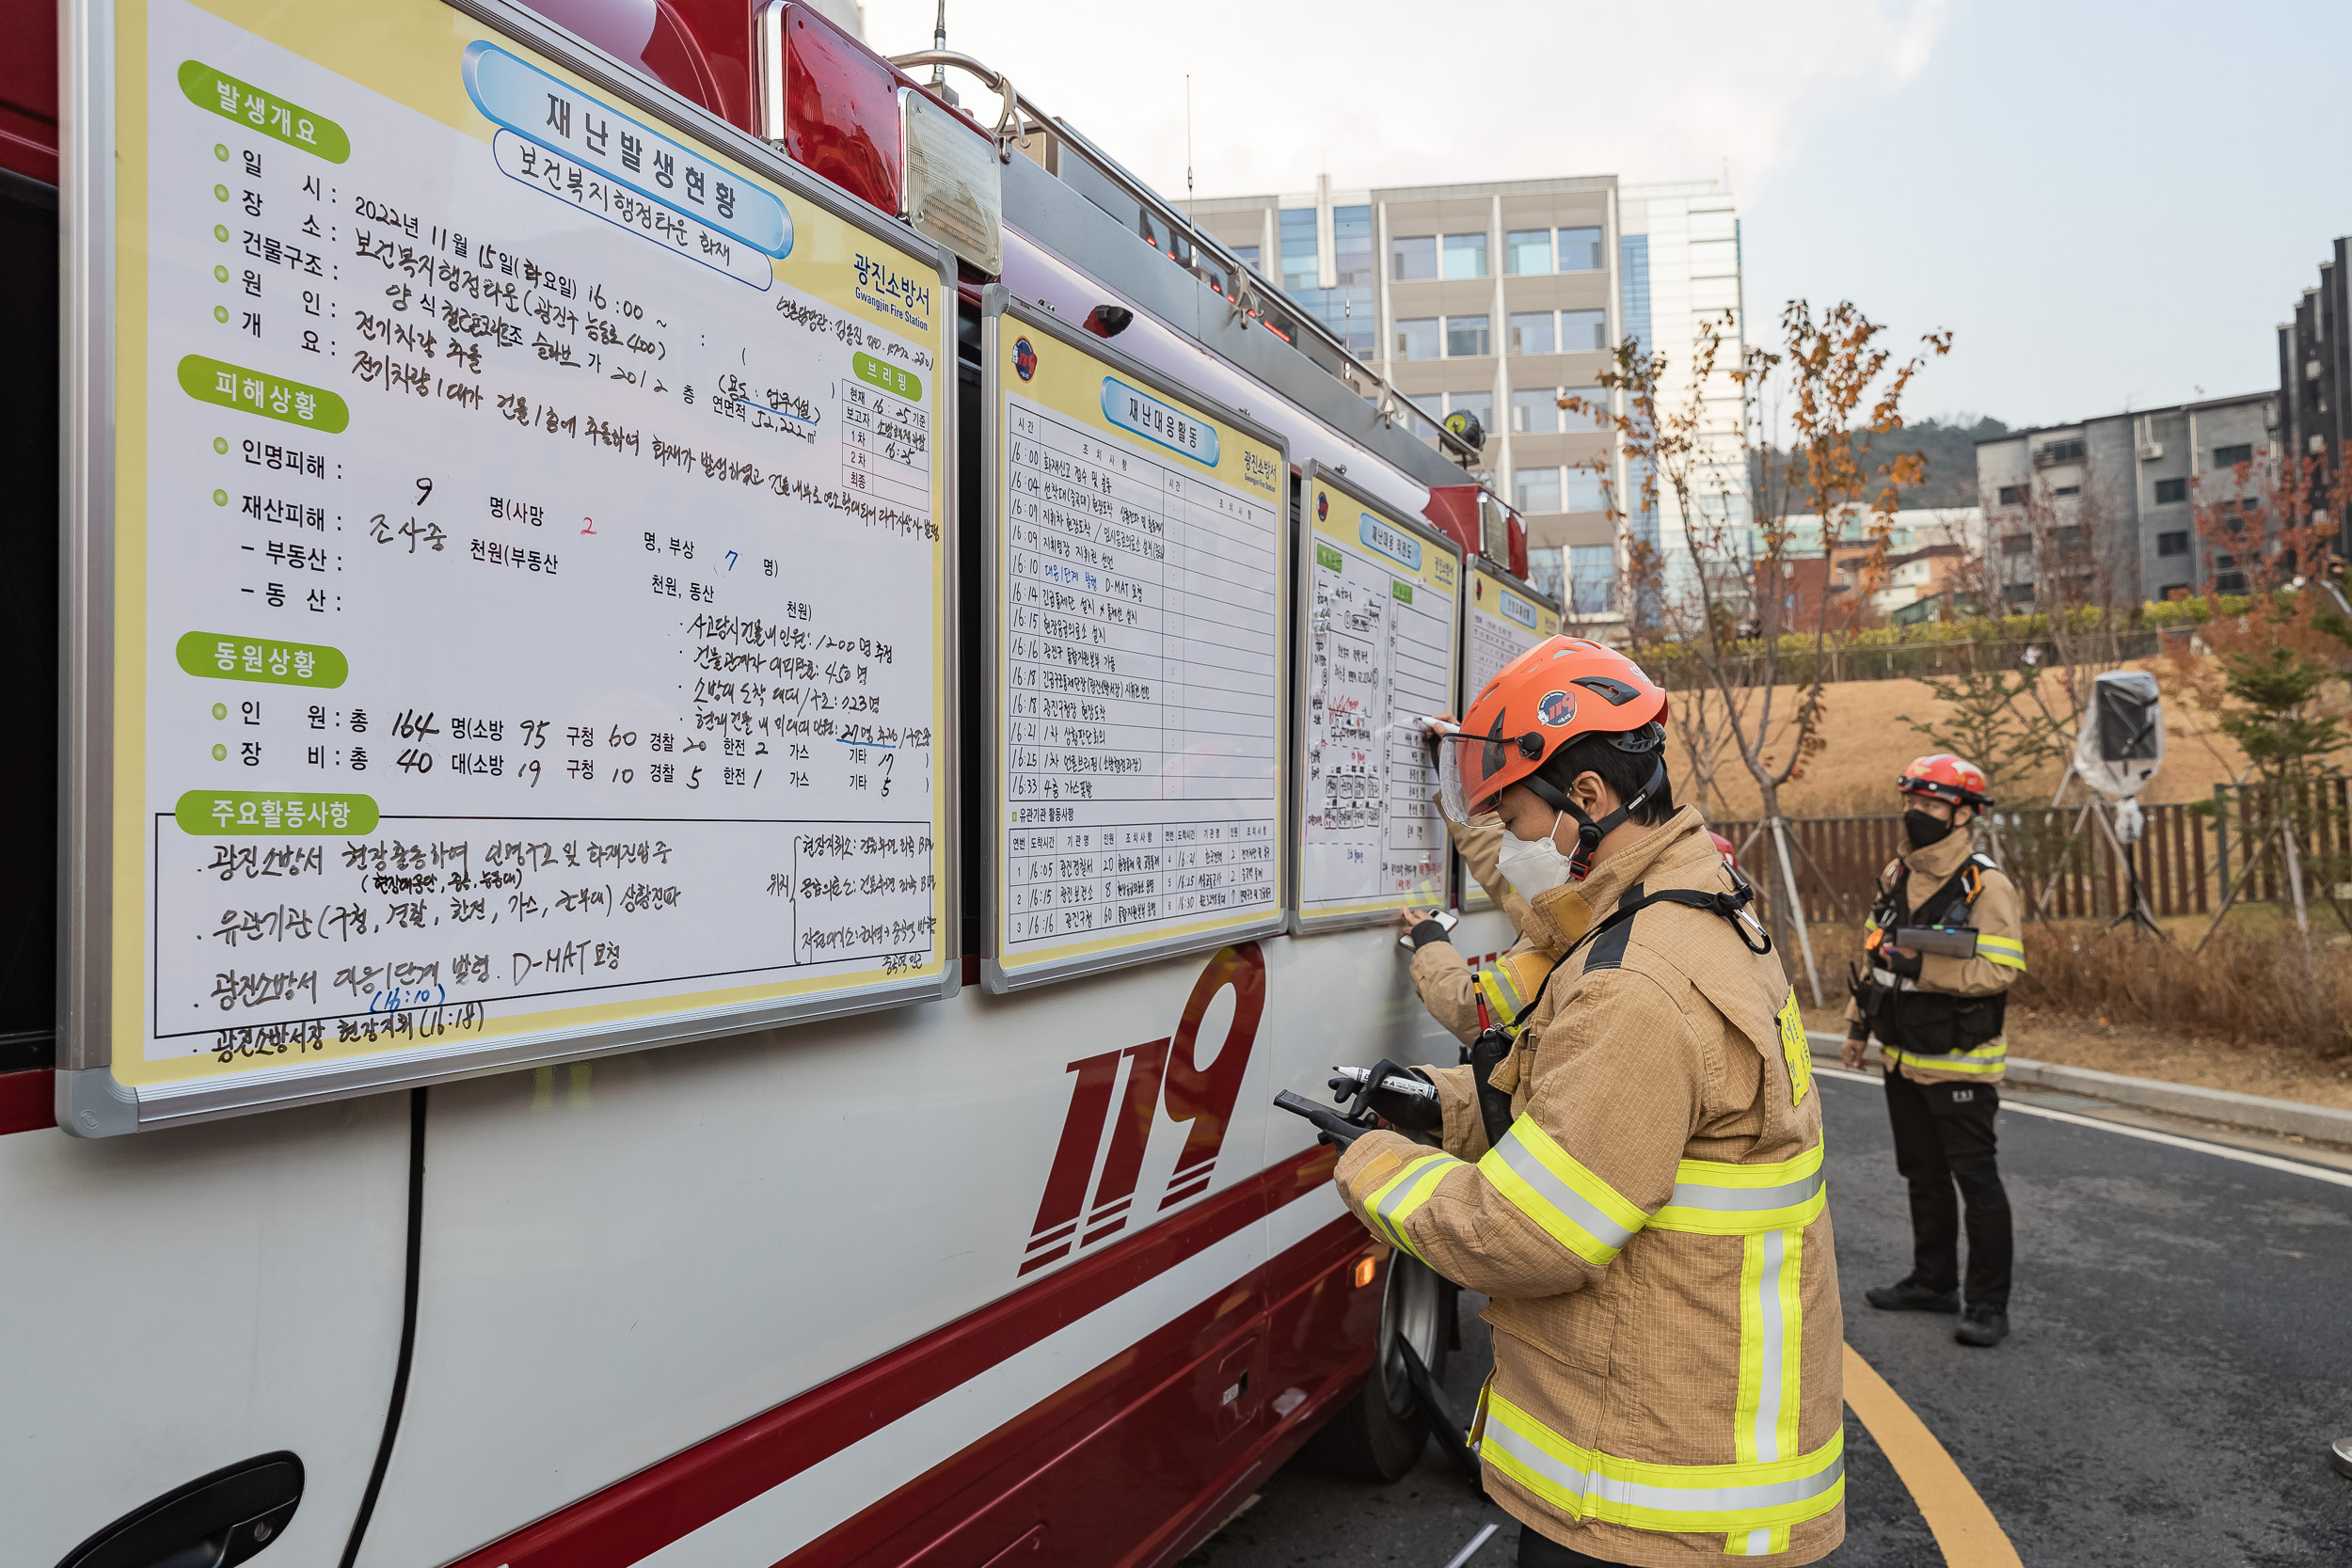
[2011, 922, 2352, 1057]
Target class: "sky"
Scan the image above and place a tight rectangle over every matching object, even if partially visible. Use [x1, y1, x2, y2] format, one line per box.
[858, 0, 2352, 432]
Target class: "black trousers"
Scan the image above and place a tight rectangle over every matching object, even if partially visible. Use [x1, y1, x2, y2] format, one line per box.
[1518, 1525, 1626, 1566]
[1883, 1067, 2012, 1308]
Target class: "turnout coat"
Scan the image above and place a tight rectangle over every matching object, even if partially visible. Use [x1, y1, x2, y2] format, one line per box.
[1334, 808, 1846, 1567]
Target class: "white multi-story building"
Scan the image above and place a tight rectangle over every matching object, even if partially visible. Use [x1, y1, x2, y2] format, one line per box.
[1190, 174, 1745, 641]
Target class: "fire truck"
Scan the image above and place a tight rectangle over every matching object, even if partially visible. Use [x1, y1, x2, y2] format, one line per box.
[1, 3, 1555, 1563]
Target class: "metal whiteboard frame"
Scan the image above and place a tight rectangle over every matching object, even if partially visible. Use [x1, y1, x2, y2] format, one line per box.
[1288, 460, 1463, 937]
[1454, 557, 1562, 912]
[980, 293, 1292, 993]
[59, 0, 962, 1134]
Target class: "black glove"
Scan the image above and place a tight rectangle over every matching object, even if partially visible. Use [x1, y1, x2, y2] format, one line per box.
[1408, 918, 1453, 951]
[1328, 1059, 1444, 1132]
[1883, 947, 1924, 981]
[1274, 1089, 1368, 1147]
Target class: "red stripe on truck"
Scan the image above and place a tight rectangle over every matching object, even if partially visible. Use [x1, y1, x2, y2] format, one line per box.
[446, 1144, 1349, 1568]
[0, 1068, 55, 1135]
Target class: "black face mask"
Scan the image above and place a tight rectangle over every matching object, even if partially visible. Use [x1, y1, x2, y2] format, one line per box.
[1903, 809, 1955, 849]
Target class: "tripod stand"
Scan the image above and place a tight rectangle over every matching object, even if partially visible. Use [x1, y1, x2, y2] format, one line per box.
[2031, 772, 2162, 936]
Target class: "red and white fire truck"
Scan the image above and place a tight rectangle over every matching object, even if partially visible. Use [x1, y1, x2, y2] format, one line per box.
[0, 3, 1553, 1564]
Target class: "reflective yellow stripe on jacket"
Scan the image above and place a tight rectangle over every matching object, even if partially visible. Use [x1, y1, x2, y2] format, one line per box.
[1476, 958, 1531, 1023]
[1883, 1039, 2008, 1075]
[1651, 1139, 1828, 1236]
[1478, 1120, 1648, 1266]
[1976, 933, 2026, 971]
[1476, 1386, 1845, 1539]
[1362, 1151, 1464, 1265]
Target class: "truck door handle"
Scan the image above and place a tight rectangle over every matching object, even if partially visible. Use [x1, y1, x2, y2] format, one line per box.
[56, 1450, 303, 1568]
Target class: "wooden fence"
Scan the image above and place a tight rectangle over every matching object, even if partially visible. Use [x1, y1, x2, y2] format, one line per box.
[1715, 778, 2351, 926]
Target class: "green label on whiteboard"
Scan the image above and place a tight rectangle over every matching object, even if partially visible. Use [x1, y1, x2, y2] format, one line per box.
[175, 632, 349, 688]
[178, 59, 352, 162]
[852, 352, 921, 401]
[179, 356, 351, 432]
[1391, 580, 1414, 605]
[175, 791, 379, 836]
[1314, 543, 1343, 573]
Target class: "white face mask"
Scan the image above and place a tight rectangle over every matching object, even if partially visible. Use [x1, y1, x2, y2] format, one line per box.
[1497, 812, 1575, 897]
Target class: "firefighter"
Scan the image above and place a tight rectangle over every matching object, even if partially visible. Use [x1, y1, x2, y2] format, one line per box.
[1840, 753, 2026, 1350]
[1331, 638, 1845, 1568]
[1399, 713, 1551, 1047]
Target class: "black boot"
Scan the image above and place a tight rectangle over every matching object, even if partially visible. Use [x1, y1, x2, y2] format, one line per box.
[1954, 1304, 2009, 1347]
[1866, 1276, 1960, 1313]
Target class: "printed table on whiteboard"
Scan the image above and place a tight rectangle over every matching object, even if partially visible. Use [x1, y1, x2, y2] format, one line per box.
[993, 316, 1286, 984]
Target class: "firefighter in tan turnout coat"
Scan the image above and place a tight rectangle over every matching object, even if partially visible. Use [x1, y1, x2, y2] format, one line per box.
[1329, 639, 1844, 1568]
[1841, 752, 2025, 1349]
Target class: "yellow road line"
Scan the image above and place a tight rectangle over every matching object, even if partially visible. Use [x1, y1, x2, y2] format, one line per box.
[1843, 1342, 2023, 1568]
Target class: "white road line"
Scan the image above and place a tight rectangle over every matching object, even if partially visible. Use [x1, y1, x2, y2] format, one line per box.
[1441, 1523, 1501, 1568]
[1815, 1065, 2352, 1189]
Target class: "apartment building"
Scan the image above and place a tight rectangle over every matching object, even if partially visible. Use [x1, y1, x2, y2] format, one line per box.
[1973, 393, 2277, 607]
[2280, 237, 2350, 560]
[1189, 175, 1744, 638]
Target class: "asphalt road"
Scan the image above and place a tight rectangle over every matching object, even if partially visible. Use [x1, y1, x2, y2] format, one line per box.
[1185, 1070, 2352, 1567]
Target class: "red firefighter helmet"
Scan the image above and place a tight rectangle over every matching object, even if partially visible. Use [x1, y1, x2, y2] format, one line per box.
[1440, 636, 1668, 835]
[1899, 752, 1991, 810]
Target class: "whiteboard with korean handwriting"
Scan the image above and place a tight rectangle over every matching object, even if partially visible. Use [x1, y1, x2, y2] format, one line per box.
[1456, 561, 1561, 911]
[1292, 464, 1462, 932]
[61, 0, 955, 1132]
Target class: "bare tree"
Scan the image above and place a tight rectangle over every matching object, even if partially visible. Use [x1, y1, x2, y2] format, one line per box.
[1574, 303, 1950, 1001]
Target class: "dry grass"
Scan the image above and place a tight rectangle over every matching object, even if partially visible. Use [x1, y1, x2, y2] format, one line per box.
[2011, 921, 2352, 1058]
[1677, 674, 2250, 820]
[1799, 916, 2352, 1111]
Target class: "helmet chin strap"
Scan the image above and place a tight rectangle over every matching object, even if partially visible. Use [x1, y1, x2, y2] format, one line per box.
[1526, 755, 1670, 880]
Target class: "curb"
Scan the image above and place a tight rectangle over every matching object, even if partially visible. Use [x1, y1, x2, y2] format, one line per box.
[1803, 1029, 2352, 1149]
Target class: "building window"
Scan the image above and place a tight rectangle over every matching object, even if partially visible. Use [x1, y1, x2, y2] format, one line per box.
[1560, 309, 1607, 353]
[1528, 546, 1565, 603]
[2157, 531, 2190, 557]
[1507, 310, 1555, 356]
[2002, 582, 2036, 605]
[1445, 314, 1492, 357]
[1229, 244, 1259, 267]
[2153, 477, 2186, 504]
[1510, 388, 1559, 435]
[1390, 234, 1436, 282]
[1560, 386, 1605, 431]
[1332, 205, 1373, 288]
[2053, 485, 2080, 497]
[1570, 545, 1616, 614]
[2036, 438, 2086, 466]
[1393, 317, 1439, 361]
[1447, 389, 1492, 433]
[2214, 443, 2253, 467]
[1506, 230, 1552, 275]
[1442, 231, 1488, 279]
[1279, 207, 1318, 293]
[1514, 466, 1562, 514]
[1995, 484, 2025, 505]
[2159, 582, 2190, 600]
[1557, 226, 1603, 272]
[1999, 532, 2031, 556]
[1565, 468, 1607, 513]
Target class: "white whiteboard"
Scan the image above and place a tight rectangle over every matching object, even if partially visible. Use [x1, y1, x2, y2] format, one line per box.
[64, 0, 955, 1132]
[985, 301, 1289, 990]
[1293, 465, 1462, 931]
[1456, 561, 1562, 911]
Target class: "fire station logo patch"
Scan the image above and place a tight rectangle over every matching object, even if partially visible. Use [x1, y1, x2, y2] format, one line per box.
[1316, 491, 1328, 521]
[1536, 689, 1576, 726]
[1013, 336, 1038, 381]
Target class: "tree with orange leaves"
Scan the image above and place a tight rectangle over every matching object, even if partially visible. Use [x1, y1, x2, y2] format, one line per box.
[1570, 300, 1949, 999]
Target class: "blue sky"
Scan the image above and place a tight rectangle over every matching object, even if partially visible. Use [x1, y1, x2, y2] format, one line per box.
[862, 0, 2351, 429]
